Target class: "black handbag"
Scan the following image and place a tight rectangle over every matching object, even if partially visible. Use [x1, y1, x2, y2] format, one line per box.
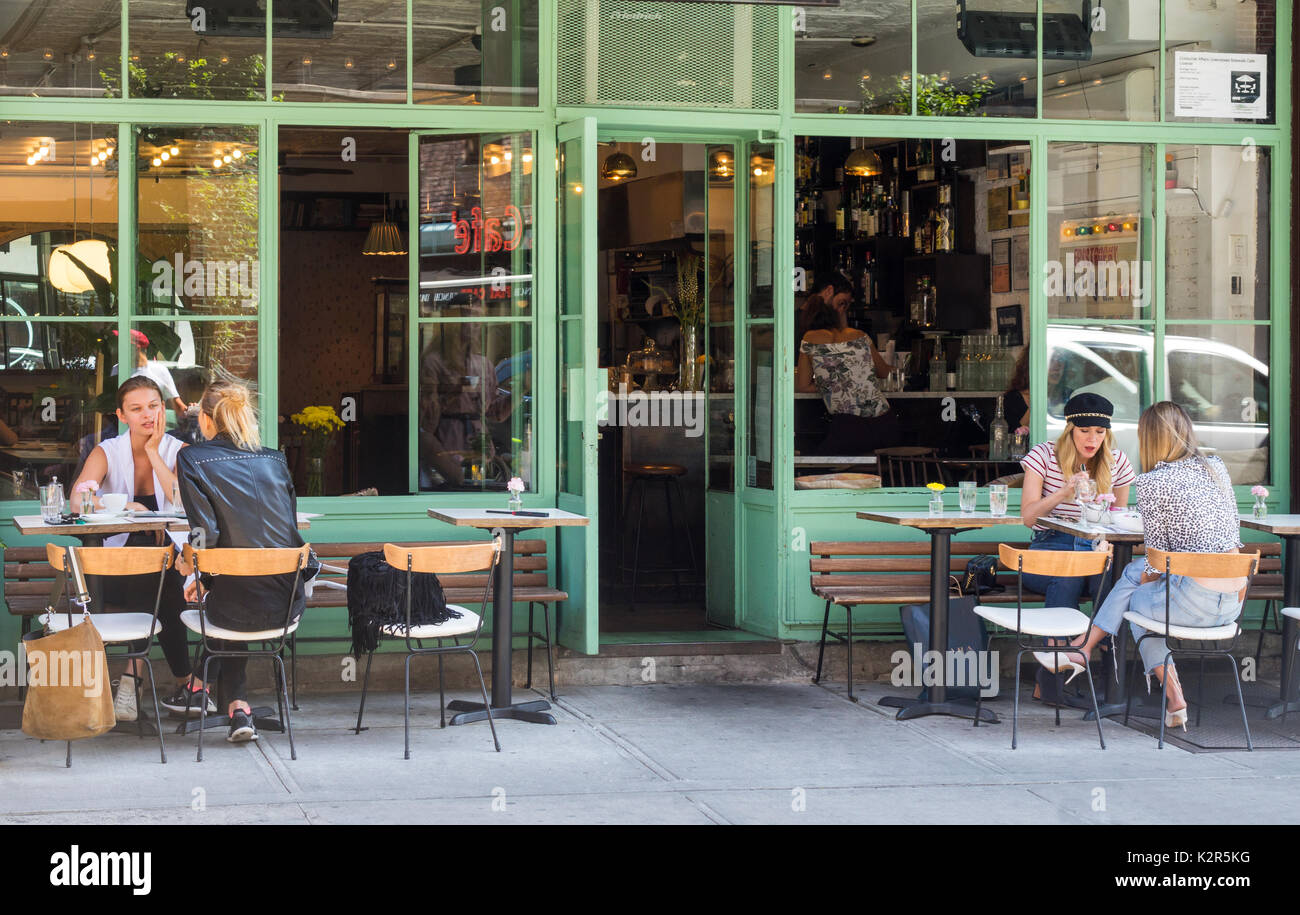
[960, 555, 1004, 596]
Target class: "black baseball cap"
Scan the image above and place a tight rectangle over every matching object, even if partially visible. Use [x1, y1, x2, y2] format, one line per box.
[1064, 392, 1114, 429]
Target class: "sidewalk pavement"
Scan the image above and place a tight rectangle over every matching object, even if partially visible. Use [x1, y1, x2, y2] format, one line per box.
[3, 680, 1299, 824]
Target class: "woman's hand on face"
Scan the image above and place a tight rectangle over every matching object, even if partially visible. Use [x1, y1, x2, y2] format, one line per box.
[144, 407, 166, 452]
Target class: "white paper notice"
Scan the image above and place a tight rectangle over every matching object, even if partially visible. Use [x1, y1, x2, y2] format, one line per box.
[755, 366, 772, 464]
[1174, 51, 1268, 120]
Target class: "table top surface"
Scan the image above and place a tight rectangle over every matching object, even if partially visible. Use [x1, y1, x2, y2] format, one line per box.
[856, 510, 1023, 529]
[13, 513, 314, 535]
[1239, 514, 1300, 536]
[1038, 515, 1146, 542]
[427, 507, 590, 529]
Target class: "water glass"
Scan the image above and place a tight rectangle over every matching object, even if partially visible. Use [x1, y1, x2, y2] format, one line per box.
[958, 481, 977, 515]
[40, 484, 64, 523]
[1076, 478, 1098, 504]
[988, 484, 1008, 518]
[76, 490, 94, 516]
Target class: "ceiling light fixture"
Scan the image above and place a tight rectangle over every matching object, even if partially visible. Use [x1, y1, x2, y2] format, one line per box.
[843, 138, 883, 178]
[600, 149, 638, 182]
[362, 195, 406, 256]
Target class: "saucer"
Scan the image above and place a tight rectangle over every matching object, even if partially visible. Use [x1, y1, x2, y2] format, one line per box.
[82, 512, 127, 523]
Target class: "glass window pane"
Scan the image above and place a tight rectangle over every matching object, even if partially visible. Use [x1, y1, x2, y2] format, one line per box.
[748, 142, 774, 318]
[0, 123, 119, 316]
[1166, 0, 1275, 124]
[0, 0, 121, 97]
[1166, 323, 1269, 485]
[1045, 324, 1152, 466]
[747, 325, 773, 490]
[132, 317, 256, 417]
[1047, 142, 1154, 319]
[918, 0, 1037, 117]
[136, 125, 259, 317]
[794, 0, 911, 114]
[414, 0, 539, 106]
[558, 316, 581, 497]
[418, 132, 533, 319]
[0, 320, 116, 496]
[1043, 0, 1159, 121]
[127, 0, 265, 100]
[1165, 144, 1269, 321]
[275, 1, 406, 103]
[418, 321, 532, 492]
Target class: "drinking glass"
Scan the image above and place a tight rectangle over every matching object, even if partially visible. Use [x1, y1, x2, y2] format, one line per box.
[76, 490, 94, 516]
[959, 480, 977, 514]
[40, 485, 64, 523]
[10, 469, 27, 498]
[988, 484, 1008, 518]
[1076, 477, 1098, 504]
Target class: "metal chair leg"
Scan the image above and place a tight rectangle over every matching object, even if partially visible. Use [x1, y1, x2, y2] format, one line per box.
[1157, 652, 1172, 750]
[437, 643, 446, 728]
[525, 603, 535, 688]
[543, 604, 556, 701]
[354, 650, 374, 734]
[1226, 652, 1253, 751]
[141, 657, 166, 764]
[65, 740, 71, 768]
[1284, 635, 1300, 724]
[814, 600, 831, 684]
[468, 649, 500, 752]
[274, 654, 296, 760]
[289, 633, 299, 711]
[196, 654, 213, 763]
[1083, 658, 1106, 749]
[845, 606, 856, 702]
[1012, 649, 1024, 749]
[403, 653, 413, 760]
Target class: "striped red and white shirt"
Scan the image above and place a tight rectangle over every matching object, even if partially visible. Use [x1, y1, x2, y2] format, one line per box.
[1020, 441, 1136, 530]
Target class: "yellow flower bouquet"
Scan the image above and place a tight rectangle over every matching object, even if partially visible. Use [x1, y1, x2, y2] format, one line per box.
[291, 405, 345, 496]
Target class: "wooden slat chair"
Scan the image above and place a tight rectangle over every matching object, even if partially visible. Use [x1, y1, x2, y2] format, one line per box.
[809, 540, 1046, 701]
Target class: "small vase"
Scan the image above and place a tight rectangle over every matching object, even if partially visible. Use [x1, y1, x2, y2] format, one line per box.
[508, 494, 523, 511]
[928, 495, 944, 516]
[1253, 494, 1268, 520]
[307, 457, 324, 497]
[679, 323, 703, 392]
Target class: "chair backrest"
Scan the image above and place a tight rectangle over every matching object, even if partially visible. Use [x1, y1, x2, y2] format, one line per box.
[987, 472, 1024, 489]
[46, 544, 172, 577]
[185, 543, 310, 576]
[1147, 549, 1260, 579]
[998, 541, 1112, 578]
[383, 539, 500, 575]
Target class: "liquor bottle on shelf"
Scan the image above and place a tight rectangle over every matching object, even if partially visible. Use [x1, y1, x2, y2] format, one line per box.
[936, 183, 954, 253]
[849, 185, 860, 238]
[900, 189, 911, 240]
[860, 252, 874, 306]
[989, 395, 1009, 461]
[835, 193, 846, 240]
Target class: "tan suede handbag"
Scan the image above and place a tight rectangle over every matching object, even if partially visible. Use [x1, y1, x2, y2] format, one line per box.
[21, 616, 116, 741]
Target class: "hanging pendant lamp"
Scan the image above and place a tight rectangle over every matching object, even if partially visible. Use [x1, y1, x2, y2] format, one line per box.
[363, 194, 406, 256]
[844, 138, 883, 178]
[50, 125, 113, 293]
[600, 149, 637, 182]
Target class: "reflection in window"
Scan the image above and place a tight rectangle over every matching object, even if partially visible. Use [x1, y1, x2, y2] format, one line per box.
[794, 0, 911, 114]
[0, 123, 120, 316]
[1043, 0, 1159, 121]
[125, 0, 265, 100]
[1045, 325, 1152, 466]
[136, 125, 259, 317]
[0, 321, 115, 497]
[1164, 145, 1270, 321]
[414, 0, 539, 106]
[275, 1, 407, 103]
[1166, 324, 1269, 485]
[0, 0, 121, 97]
[918, 0, 1037, 117]
[418, 320, 531, 492]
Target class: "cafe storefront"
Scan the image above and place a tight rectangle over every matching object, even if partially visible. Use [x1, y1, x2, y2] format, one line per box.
[0, 0, 1291, 657]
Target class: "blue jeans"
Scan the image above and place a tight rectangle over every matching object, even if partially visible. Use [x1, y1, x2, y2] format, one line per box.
[1090, 558, 1243, 675]
[1020, 529, 1103, 610]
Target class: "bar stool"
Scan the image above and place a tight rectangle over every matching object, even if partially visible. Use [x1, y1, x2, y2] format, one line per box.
[620, 462, 698, 611]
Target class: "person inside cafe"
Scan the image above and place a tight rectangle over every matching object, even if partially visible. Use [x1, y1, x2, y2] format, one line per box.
[795, 294, 898, 456]
[1050, 402, 1247, 732]
[70, 376, 203, 721]
[175, 380, 314, 744]
[794, 277, 853, 366]
[114, 328, 188, 416]
[1004, 348, 1031, 430]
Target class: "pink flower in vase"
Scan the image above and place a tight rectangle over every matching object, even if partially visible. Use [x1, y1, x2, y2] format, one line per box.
[1251, 486, 1269, 498]
[73, 480, 99, 494]
[1014, 426, 1029, 436]
[507, 477, 525, 495]
[1097, 493, 1116, 506]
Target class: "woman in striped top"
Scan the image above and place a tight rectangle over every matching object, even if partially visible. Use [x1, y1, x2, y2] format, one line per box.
[1018, 393, 1135, 611]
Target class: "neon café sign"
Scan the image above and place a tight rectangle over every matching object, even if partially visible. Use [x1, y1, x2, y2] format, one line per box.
[452, 205, 525, 254]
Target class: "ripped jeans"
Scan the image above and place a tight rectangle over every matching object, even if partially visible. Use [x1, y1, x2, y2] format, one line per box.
[1090, 558, 1243, 676]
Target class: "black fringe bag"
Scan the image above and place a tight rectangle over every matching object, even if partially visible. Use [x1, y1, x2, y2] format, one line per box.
[347, 551, 461, 656]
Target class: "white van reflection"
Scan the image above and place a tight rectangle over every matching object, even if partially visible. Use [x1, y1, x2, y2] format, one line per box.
[1044, 327, 1268, 485]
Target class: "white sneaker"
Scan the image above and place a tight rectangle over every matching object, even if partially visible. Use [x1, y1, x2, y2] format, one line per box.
[113, 674, 139, 722]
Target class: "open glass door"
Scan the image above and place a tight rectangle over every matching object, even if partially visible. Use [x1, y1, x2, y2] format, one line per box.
[556, 118, 600, 654]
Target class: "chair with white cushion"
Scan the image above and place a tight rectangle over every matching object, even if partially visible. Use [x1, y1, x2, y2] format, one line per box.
[1122, 549, 1260, 750]
[45, 544, 174, 765]
[353, 539, 501, 758]
[1283, 607, 1300, 722]
[181, 544, 310, 762]
[974, 542, 1113, 749]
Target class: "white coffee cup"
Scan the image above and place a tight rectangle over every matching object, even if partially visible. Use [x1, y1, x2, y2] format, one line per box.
[101, 492, 128, 514]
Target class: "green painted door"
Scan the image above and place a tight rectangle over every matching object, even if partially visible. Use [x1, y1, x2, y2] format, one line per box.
[555, 118, 600, 655]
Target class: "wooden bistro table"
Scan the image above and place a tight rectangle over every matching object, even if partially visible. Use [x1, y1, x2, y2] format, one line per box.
[1038, 515, 1145, 718]
[13, 512, 314, 736]
[1239, 514, 1300, 719]
[858, 509, 1022, 722]
[428, 507, 589, 726]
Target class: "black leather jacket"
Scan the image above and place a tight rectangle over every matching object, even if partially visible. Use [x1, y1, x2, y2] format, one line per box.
[176, 435, 311, 630]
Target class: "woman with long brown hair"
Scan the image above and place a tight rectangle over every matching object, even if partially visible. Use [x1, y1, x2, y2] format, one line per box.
[1054, 402, 1246, 731]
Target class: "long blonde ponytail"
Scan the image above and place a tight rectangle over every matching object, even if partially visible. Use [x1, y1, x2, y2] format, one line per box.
[200, 381, 261, 451]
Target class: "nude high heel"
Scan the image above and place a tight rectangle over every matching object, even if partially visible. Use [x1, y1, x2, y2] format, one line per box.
[1033, 650, 1085, 685]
